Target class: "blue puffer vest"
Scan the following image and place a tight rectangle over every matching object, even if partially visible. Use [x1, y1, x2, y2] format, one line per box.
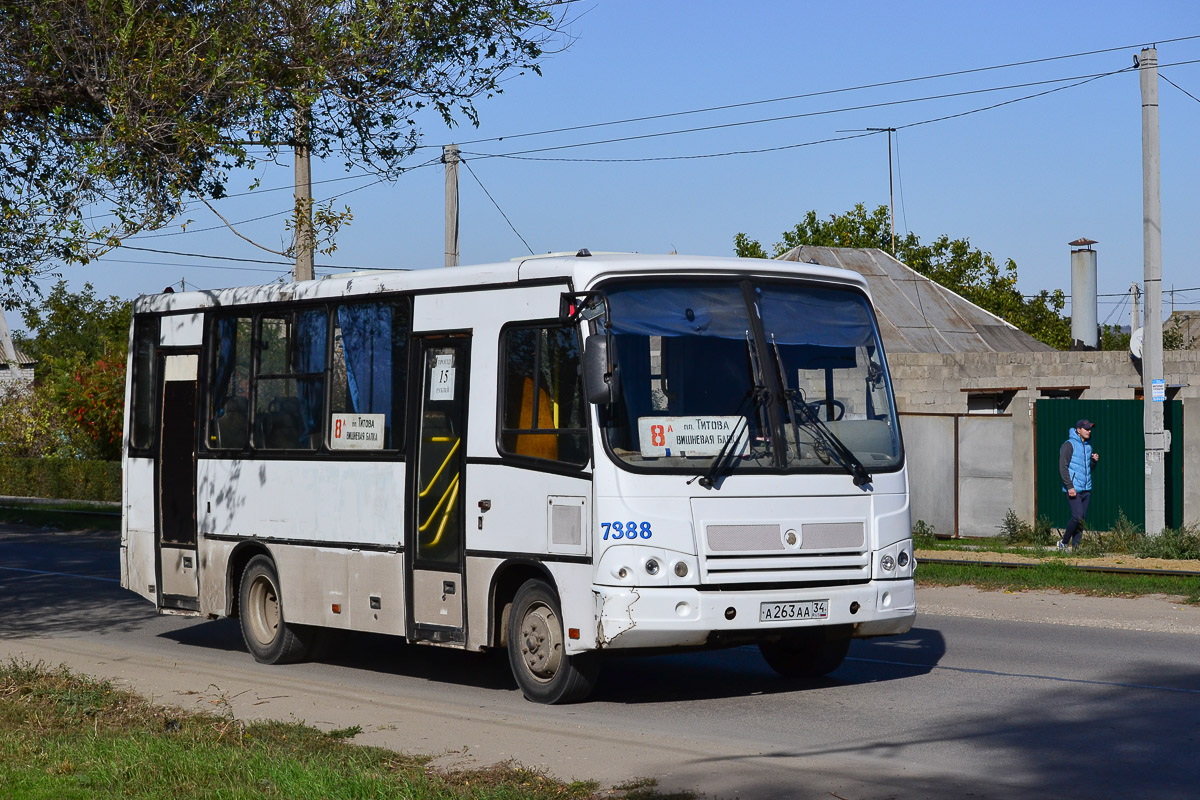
[1063, 427, 1093, 493]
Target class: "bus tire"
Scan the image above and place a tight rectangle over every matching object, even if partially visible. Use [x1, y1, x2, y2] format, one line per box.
[507, 579, 598, 704]
[759, 626, 852, 679]
[238, 555, 311, 665]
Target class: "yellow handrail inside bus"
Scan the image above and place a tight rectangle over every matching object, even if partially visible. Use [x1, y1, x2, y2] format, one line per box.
[418, 437, 460, 498]
[418, 473, 460, 545]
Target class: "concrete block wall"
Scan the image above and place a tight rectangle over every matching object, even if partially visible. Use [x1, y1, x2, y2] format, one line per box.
[890, 350, 1200, 535]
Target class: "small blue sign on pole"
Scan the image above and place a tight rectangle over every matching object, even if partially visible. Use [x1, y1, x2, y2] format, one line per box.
[1152, 378, 1166, 402]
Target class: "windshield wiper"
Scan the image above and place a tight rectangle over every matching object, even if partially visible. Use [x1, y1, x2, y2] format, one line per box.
[690, 332, 769, 489]
[769, 335, 872, 488]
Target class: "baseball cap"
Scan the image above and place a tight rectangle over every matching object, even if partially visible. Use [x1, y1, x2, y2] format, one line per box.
[1075, 419, 1094, 430]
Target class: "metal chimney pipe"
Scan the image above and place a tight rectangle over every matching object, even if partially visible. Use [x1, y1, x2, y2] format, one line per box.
[1069, 238, 1098, 350]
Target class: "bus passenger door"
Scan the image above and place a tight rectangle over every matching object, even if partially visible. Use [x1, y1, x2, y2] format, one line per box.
[407, 335, 470, 643]
[157, 352, 200, 611]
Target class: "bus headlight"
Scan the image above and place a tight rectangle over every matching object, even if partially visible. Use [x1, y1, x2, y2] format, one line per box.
[897, 550, 910, 568]
[673, 561, 688, 578]
[645, 558, 661, 576]
[881, 554, 896, 572]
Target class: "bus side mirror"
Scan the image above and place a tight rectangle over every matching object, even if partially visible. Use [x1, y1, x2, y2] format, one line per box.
[583, 335, 618, 405]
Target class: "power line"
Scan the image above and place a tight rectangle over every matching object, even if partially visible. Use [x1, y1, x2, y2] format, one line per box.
[463, 130, 876, 163]
[425, 34, 1200, 149]
[461, 158, 534, 255]
[1160, 72, 1200, 104]
[464, 68, 1139, 161]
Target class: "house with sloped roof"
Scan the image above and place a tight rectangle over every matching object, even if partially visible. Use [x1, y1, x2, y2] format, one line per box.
[0, 308, 35, 393]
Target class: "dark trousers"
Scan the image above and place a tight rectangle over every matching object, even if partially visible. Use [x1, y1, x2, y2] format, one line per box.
[1063, 490, 1091, 547]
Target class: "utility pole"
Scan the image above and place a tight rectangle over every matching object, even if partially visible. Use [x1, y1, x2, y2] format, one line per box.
[867, 128, 897, 255]
[294, 109, 315, 282]
[443, 144, 460, 267]
[1139, 47, 1166, 536]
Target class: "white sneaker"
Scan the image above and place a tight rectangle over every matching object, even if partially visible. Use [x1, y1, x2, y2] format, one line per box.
[1055, 540, 1066, 551]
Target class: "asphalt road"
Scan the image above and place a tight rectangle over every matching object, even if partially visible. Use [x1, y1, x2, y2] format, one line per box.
[2, 523, 1199, 800]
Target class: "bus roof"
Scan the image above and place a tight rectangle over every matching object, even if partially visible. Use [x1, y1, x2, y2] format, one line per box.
[131, 252, 870, 315]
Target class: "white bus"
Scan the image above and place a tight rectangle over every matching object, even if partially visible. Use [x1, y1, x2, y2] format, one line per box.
[121, 251, 915, 703]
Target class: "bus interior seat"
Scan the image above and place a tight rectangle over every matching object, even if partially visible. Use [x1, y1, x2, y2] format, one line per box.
[514, 376, 558, 460]
[215, 396, 248, 449]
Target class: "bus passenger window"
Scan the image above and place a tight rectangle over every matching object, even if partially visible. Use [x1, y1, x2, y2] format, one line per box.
[129, 317, 159, 451]
[328, 300, 410, 450]
[252, 310, 326, 451]
[207, 316, 252, 450]
[499, 324, 588, 466]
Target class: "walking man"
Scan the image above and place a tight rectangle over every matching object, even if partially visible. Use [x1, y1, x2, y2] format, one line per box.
[1059, 419, 1099, 550]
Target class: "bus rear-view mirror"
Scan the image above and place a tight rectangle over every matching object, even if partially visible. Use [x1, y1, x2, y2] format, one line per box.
[583, 335, 618, 405]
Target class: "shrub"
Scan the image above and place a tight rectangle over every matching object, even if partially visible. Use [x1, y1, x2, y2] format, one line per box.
[0, 458, 120, 502]
[1135, 525, 1200, 561]
[999, 510, 1056, 546]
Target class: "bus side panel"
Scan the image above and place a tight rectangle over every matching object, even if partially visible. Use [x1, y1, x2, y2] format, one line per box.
[122, 456, 157, 603]
[197, 459, 405, 547]
[270, 545, 406, 634]
[464, 464, 594, 652]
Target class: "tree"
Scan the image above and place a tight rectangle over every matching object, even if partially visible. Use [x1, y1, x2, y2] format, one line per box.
[736, 204, 1071, 349]
[12, 281, 131, 459]
[0, 0, 569, 302]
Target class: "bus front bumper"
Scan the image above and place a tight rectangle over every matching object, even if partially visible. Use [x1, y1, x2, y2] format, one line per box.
[591, 580, 916, 650]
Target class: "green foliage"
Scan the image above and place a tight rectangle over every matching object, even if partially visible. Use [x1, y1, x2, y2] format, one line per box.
[1134, 525, 1200, 561]
[999, 509, 1056, 546]
[1163, 315, 1194, 351]
[0, 458, 120, 502]
[10, 281, 131, 460]
[0, 1, 569, 301]
[1100, 324, 1131, 352]
[911, 519, 938, 547]
[735, 203, 1072, 349]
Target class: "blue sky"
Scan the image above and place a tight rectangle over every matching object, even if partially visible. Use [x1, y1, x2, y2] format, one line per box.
[28, 0, 1200, 331]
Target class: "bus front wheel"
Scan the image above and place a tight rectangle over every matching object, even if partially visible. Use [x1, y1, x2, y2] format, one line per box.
[759, 626, 852, 679]
[507, 580, 599, 704]
[239, 555, 313, 665]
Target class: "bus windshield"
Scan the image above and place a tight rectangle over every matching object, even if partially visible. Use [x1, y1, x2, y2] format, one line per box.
[598, 279, 902, 476]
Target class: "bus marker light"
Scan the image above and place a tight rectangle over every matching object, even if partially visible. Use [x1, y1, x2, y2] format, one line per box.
[331, 604, 342, 614]
[568, 628, 580, 640]
[615, 567, 629, 579]
[673, 561, 688, 578]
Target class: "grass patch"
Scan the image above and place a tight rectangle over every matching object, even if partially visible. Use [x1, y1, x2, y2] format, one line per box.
[0, 661, 688, 800]
[0, 505, 119, 532]
[916, 510, 1200, 562]
[917, 560, 1200, 604]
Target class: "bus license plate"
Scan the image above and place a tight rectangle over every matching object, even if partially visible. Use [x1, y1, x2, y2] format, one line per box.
[760, 600, 829, 622]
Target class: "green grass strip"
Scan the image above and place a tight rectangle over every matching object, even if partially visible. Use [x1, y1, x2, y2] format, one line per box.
[917, 560, 1200, 604]
[0, 661, 688, 800]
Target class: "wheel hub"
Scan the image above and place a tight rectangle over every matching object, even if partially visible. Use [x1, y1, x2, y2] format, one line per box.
[519, 602, 562, 681]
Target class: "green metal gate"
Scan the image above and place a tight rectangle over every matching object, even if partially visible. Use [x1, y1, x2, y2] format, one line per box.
[1035, 399, 1183, 531]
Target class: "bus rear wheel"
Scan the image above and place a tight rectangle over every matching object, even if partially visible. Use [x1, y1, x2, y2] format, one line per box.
[759, 626, 852, 679]
[507, 580, 599, 704]
[239, 555, 312, 665]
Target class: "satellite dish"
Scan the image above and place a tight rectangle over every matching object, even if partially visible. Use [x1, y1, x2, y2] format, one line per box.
[1130, 327, 1144, 360]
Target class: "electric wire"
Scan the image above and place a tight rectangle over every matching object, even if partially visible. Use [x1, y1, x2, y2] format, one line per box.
[1160, 72, 1200, 104]
[423, 34, 1200, 149]
[460, 158, 535, 255]
[461, 68, 1142, 161]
